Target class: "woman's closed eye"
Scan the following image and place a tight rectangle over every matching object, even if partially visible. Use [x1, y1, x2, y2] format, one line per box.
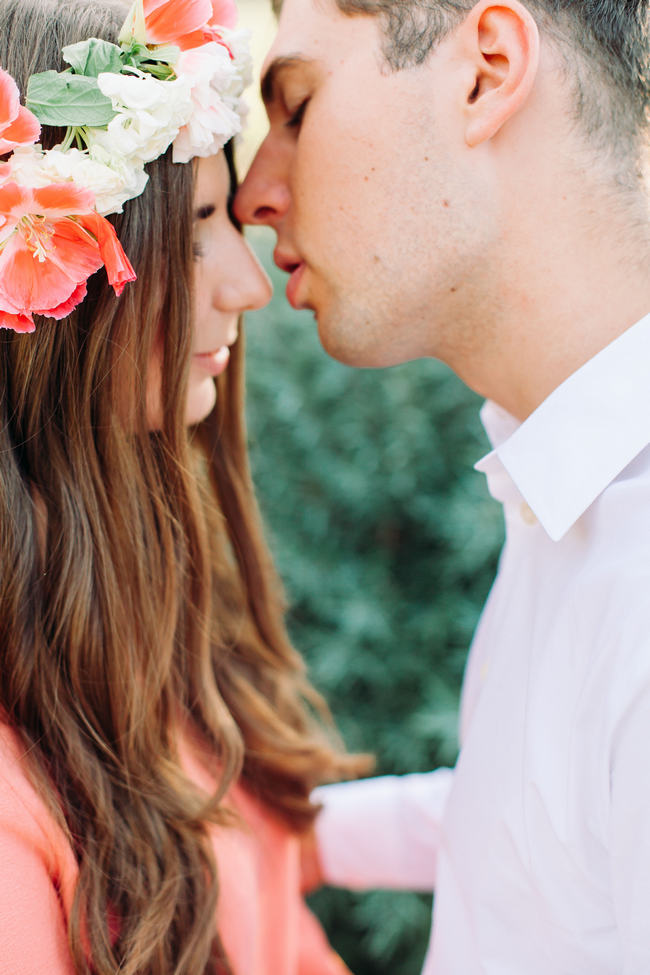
[193, 203, 218, 260]
[195, 204, 216, 221]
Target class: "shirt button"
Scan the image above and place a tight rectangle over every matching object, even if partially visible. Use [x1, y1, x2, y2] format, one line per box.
[520, 501, 537, 525]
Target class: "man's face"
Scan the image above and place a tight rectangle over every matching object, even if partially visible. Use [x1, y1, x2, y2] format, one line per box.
[234, 0, 493, 369]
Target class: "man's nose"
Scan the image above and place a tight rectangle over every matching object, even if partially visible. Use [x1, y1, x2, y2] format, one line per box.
[233, 141, 291, 229]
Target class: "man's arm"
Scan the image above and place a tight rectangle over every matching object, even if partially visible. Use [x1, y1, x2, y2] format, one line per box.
[311, 768, 454, 892]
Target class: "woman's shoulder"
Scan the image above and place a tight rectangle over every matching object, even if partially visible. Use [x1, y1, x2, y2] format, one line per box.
[0, 720, 76, 882]
[0, 721, 44, 817]
[0, 721, 78, 971]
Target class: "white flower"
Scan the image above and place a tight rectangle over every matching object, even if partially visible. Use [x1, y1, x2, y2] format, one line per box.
[84, 143, 149, 214]
[172, 42, 243, 163]
[3, 145, 50, 186]
[97, 69, 194, 166]
[219, 28, 254, 101]
[6, 144, 148, 216]
[216, 28, 254, 139]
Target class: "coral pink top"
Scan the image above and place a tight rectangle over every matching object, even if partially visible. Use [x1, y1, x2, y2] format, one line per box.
[0, 722, 350, 975]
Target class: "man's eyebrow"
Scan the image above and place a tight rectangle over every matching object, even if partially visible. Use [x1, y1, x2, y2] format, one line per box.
[261, 56, 314, 107]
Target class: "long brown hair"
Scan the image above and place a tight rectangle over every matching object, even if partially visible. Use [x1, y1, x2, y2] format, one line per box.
[0, 2, 366, 972]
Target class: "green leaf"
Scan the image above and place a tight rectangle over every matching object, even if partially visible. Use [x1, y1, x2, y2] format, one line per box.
[26, 71, 117, 127]
[120, 41, 179, 79]
[144, 44, 180, 66]
[62, 38, 124, 78]
[138, 60, 177, 81]
[125, 41, 180, 65]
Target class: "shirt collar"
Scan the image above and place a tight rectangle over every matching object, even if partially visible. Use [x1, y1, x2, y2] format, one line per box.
[475, 312, 650, 542]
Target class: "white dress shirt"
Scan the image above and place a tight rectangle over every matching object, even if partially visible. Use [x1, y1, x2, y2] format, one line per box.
[314, 312, 650, 974]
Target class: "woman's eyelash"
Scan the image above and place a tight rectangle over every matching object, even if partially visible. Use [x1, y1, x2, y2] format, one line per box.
[196, 204, 215, 220]
[286, 99, 308, 129]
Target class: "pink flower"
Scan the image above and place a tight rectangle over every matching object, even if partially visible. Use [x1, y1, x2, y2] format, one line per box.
[143, 0, 237, 50]
[143, 0, 212, 45]
[0, 182, 136, 333]
[0, 67, 40, 156]
[173, 42, 241, 162]
[208, 0, 237, 29]
[80, 210, 138, 296]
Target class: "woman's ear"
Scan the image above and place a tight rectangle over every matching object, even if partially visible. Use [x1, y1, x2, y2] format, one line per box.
[457, 0, 540, 147]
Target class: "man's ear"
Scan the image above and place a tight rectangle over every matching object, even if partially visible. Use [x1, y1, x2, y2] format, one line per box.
[458, 0, 540, 147]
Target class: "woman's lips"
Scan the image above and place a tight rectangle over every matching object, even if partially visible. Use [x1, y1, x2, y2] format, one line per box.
[285, 262, 306, 310]
[192, 346, 230, 376]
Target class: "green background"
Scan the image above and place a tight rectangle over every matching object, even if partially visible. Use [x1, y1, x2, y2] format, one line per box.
[244, 227, 504, 975]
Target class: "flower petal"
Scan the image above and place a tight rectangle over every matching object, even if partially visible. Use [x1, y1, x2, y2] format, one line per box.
[80, 210, 137, 296]
[0, 69, 20, 136]
[0, 181, 96, 222]
[0, 225, 100, 313]
[209, 0, 237, 29]
[0, 309, 35, 333]
[38, 279, 88, 319]
[144, 0, 213, 44]
[0, 237, 75, 311]
[32, 183, 95, 218]
[173, 0, 237, 46]
[0, 138, 18, 155]
[0, 105, 40, 153]
[0, 180, 30, 221]
[44, 218, 104, 281]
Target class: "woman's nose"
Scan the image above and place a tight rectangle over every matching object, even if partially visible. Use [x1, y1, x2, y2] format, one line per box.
[219, 232, 272, 312]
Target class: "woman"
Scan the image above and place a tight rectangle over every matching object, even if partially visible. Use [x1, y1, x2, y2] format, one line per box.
[0, 0, 365, 972]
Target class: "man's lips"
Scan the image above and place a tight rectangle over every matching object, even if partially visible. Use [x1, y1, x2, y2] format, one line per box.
[274, 248, 309, 310]
[285, 262, 307, 310]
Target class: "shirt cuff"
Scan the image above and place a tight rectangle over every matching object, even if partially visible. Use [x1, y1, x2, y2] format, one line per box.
[313, 769, 454, 892]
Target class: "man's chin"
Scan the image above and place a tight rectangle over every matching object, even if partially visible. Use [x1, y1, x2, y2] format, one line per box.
[316, 317, 404, 369]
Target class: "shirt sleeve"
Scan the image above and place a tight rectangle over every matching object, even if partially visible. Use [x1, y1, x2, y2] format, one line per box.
[312, 769, 454, 892]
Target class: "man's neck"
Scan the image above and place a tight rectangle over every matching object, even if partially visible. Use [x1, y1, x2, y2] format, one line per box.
[456, 176, 650, 421]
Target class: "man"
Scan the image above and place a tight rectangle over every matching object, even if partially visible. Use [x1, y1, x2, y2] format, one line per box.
[234, 1, 650, 972]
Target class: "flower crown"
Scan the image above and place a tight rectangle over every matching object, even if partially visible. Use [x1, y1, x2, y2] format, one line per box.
[0, 0, 251, 333]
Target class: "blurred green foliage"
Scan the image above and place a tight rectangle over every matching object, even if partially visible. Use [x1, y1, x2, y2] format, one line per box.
[244, 228, 504, 975]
